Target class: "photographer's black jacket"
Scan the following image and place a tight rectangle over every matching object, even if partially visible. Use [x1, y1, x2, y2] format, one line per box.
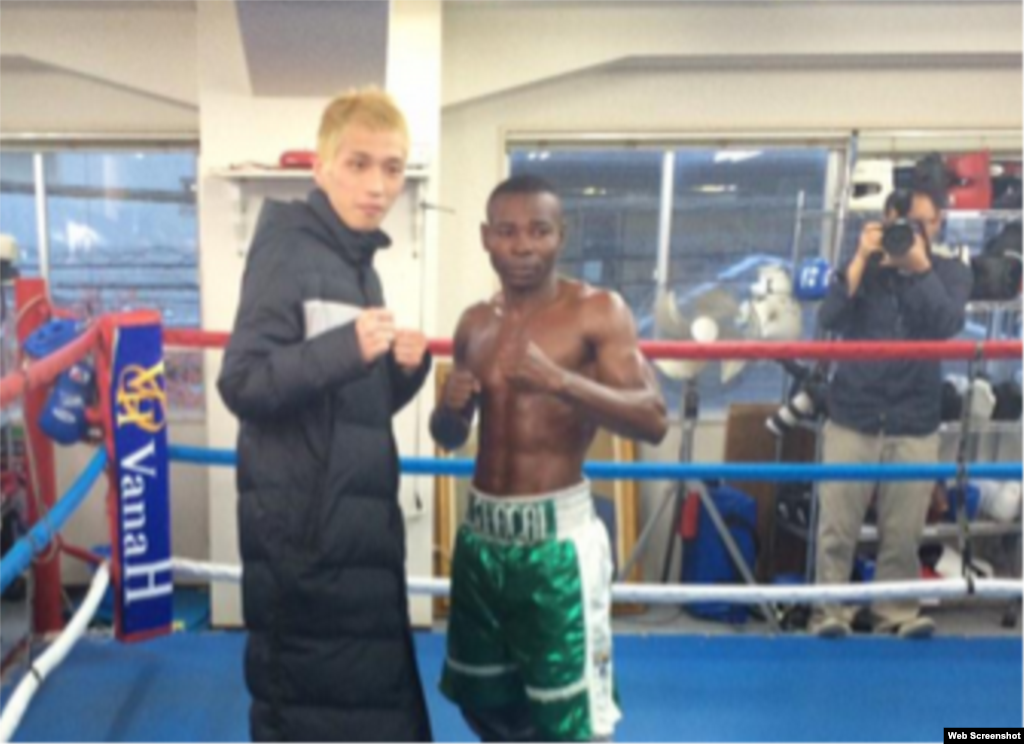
[819, 249, 972, 436]
[219, 189, 432, 742]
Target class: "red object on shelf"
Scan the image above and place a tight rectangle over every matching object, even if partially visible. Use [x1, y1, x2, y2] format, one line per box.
[278, 150, 316, 169]
[946, 152, 993, 210]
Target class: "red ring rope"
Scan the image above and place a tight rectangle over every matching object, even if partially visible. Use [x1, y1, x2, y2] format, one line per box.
[161, 329, 1021, 362]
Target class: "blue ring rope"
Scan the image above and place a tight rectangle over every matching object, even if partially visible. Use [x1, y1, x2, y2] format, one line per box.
[1, 444, 1018, 595]
[0, 448, 108, 594]
[168, 445, 1022, 482]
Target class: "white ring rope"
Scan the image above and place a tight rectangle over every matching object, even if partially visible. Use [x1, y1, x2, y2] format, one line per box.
[0, 562, 110, 744]
[172, 558, 242, 585]
[170, 558, 1023, 605]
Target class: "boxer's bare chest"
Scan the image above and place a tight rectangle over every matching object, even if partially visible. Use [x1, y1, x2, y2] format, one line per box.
[464, 298, 591, 390]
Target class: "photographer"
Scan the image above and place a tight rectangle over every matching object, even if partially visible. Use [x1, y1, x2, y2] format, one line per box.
[811, 173, 972, 639]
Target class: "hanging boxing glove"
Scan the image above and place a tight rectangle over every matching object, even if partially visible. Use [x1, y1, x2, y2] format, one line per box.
[39, 361, 96, 445]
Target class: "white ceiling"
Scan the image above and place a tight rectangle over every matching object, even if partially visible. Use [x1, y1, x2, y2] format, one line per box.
[2, 0, 1015, 7]
[0, 0, 194, 7]
[0, 54, 52, 74]
[1, 0, 390, 102]
[4, 0, 1015, 101]
[234, 0, 389, 98]
[448, 0, 1024, 5]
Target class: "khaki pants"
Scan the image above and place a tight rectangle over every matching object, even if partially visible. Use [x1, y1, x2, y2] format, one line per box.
[812, 420, 938, 632]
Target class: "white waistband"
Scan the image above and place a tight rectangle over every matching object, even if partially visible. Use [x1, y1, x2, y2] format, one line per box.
[467, 480, 594, 543]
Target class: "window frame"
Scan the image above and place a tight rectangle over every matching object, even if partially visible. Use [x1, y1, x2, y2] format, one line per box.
[503, 128, 1022, 421]
[506, 132, 852, 420]
[1, 136, 203, 422]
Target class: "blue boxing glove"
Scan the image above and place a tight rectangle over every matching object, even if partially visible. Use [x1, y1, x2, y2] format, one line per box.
[794, 258, 832, 302]
[39, 362, 96, 445]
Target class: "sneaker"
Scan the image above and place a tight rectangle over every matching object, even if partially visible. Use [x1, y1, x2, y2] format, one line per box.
[812, 617, 851, 639]
[896, 616, 936, 640]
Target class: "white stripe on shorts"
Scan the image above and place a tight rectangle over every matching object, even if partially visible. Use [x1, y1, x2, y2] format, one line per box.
[445, 655, 518, 678]
[524, 678, 590, 704]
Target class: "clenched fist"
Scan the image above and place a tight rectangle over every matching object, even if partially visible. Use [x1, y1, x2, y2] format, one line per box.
[394, 328, 428, 373]
[855, 223, 884, 263]
[355, 308, 395, 364]
[442, 368, 481, 412]
[498, 337, 568, 394]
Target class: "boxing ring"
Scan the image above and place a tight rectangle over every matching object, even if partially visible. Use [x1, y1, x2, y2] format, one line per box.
[0, 283, 1021, 741]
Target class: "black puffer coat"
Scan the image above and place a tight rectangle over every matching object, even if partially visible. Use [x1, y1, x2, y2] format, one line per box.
[218, 189, 432, 742]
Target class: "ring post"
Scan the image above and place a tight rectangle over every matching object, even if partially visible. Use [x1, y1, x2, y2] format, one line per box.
[96, 312, 173, 642]
[14, 278, 62, 634]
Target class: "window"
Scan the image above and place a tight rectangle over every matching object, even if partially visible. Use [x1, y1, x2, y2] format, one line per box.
[0, 153, 36, 387]
[508, 150, 663, 315]
[510, 139, 1021, 418]
[509, 143, 839, 415]
[0, 147, 202, 417]
[664, 147, 833, 409]
[0, 153, 39, 269]
[42, 151, 199, 326]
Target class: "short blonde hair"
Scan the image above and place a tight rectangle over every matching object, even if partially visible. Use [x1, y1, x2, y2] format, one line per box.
[317, 87, 409, 163]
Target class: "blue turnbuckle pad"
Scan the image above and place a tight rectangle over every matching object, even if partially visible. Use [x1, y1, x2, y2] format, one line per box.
[22, 318, 83, 359]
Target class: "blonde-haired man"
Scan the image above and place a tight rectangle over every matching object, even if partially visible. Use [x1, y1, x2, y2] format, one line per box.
[220, 87, 433, 742]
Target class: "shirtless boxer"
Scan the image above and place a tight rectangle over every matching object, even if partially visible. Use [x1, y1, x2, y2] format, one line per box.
[431, 174, 667, 741]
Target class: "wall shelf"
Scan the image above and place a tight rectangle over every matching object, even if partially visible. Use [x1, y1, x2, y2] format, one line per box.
[208, 163, 430, 256]
[210, 163, 430, 182]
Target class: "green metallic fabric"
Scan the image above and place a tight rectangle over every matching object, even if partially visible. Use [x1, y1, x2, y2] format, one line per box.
[441, 523, 592, 741]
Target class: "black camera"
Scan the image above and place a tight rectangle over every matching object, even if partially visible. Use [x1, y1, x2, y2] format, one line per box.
[766, 360, 829, 437]
[881, 189, 925, 258]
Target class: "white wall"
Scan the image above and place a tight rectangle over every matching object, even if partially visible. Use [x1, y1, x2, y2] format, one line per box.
[0, 1, 198, 134]
[197, 1, 443, 627]
[0, 66, 196, 135]
[437, 1, 1023, 581]
[442, 1, 1022, 109]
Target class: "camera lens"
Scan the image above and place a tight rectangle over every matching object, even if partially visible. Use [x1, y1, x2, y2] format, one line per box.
[882, 220, 915, 257]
